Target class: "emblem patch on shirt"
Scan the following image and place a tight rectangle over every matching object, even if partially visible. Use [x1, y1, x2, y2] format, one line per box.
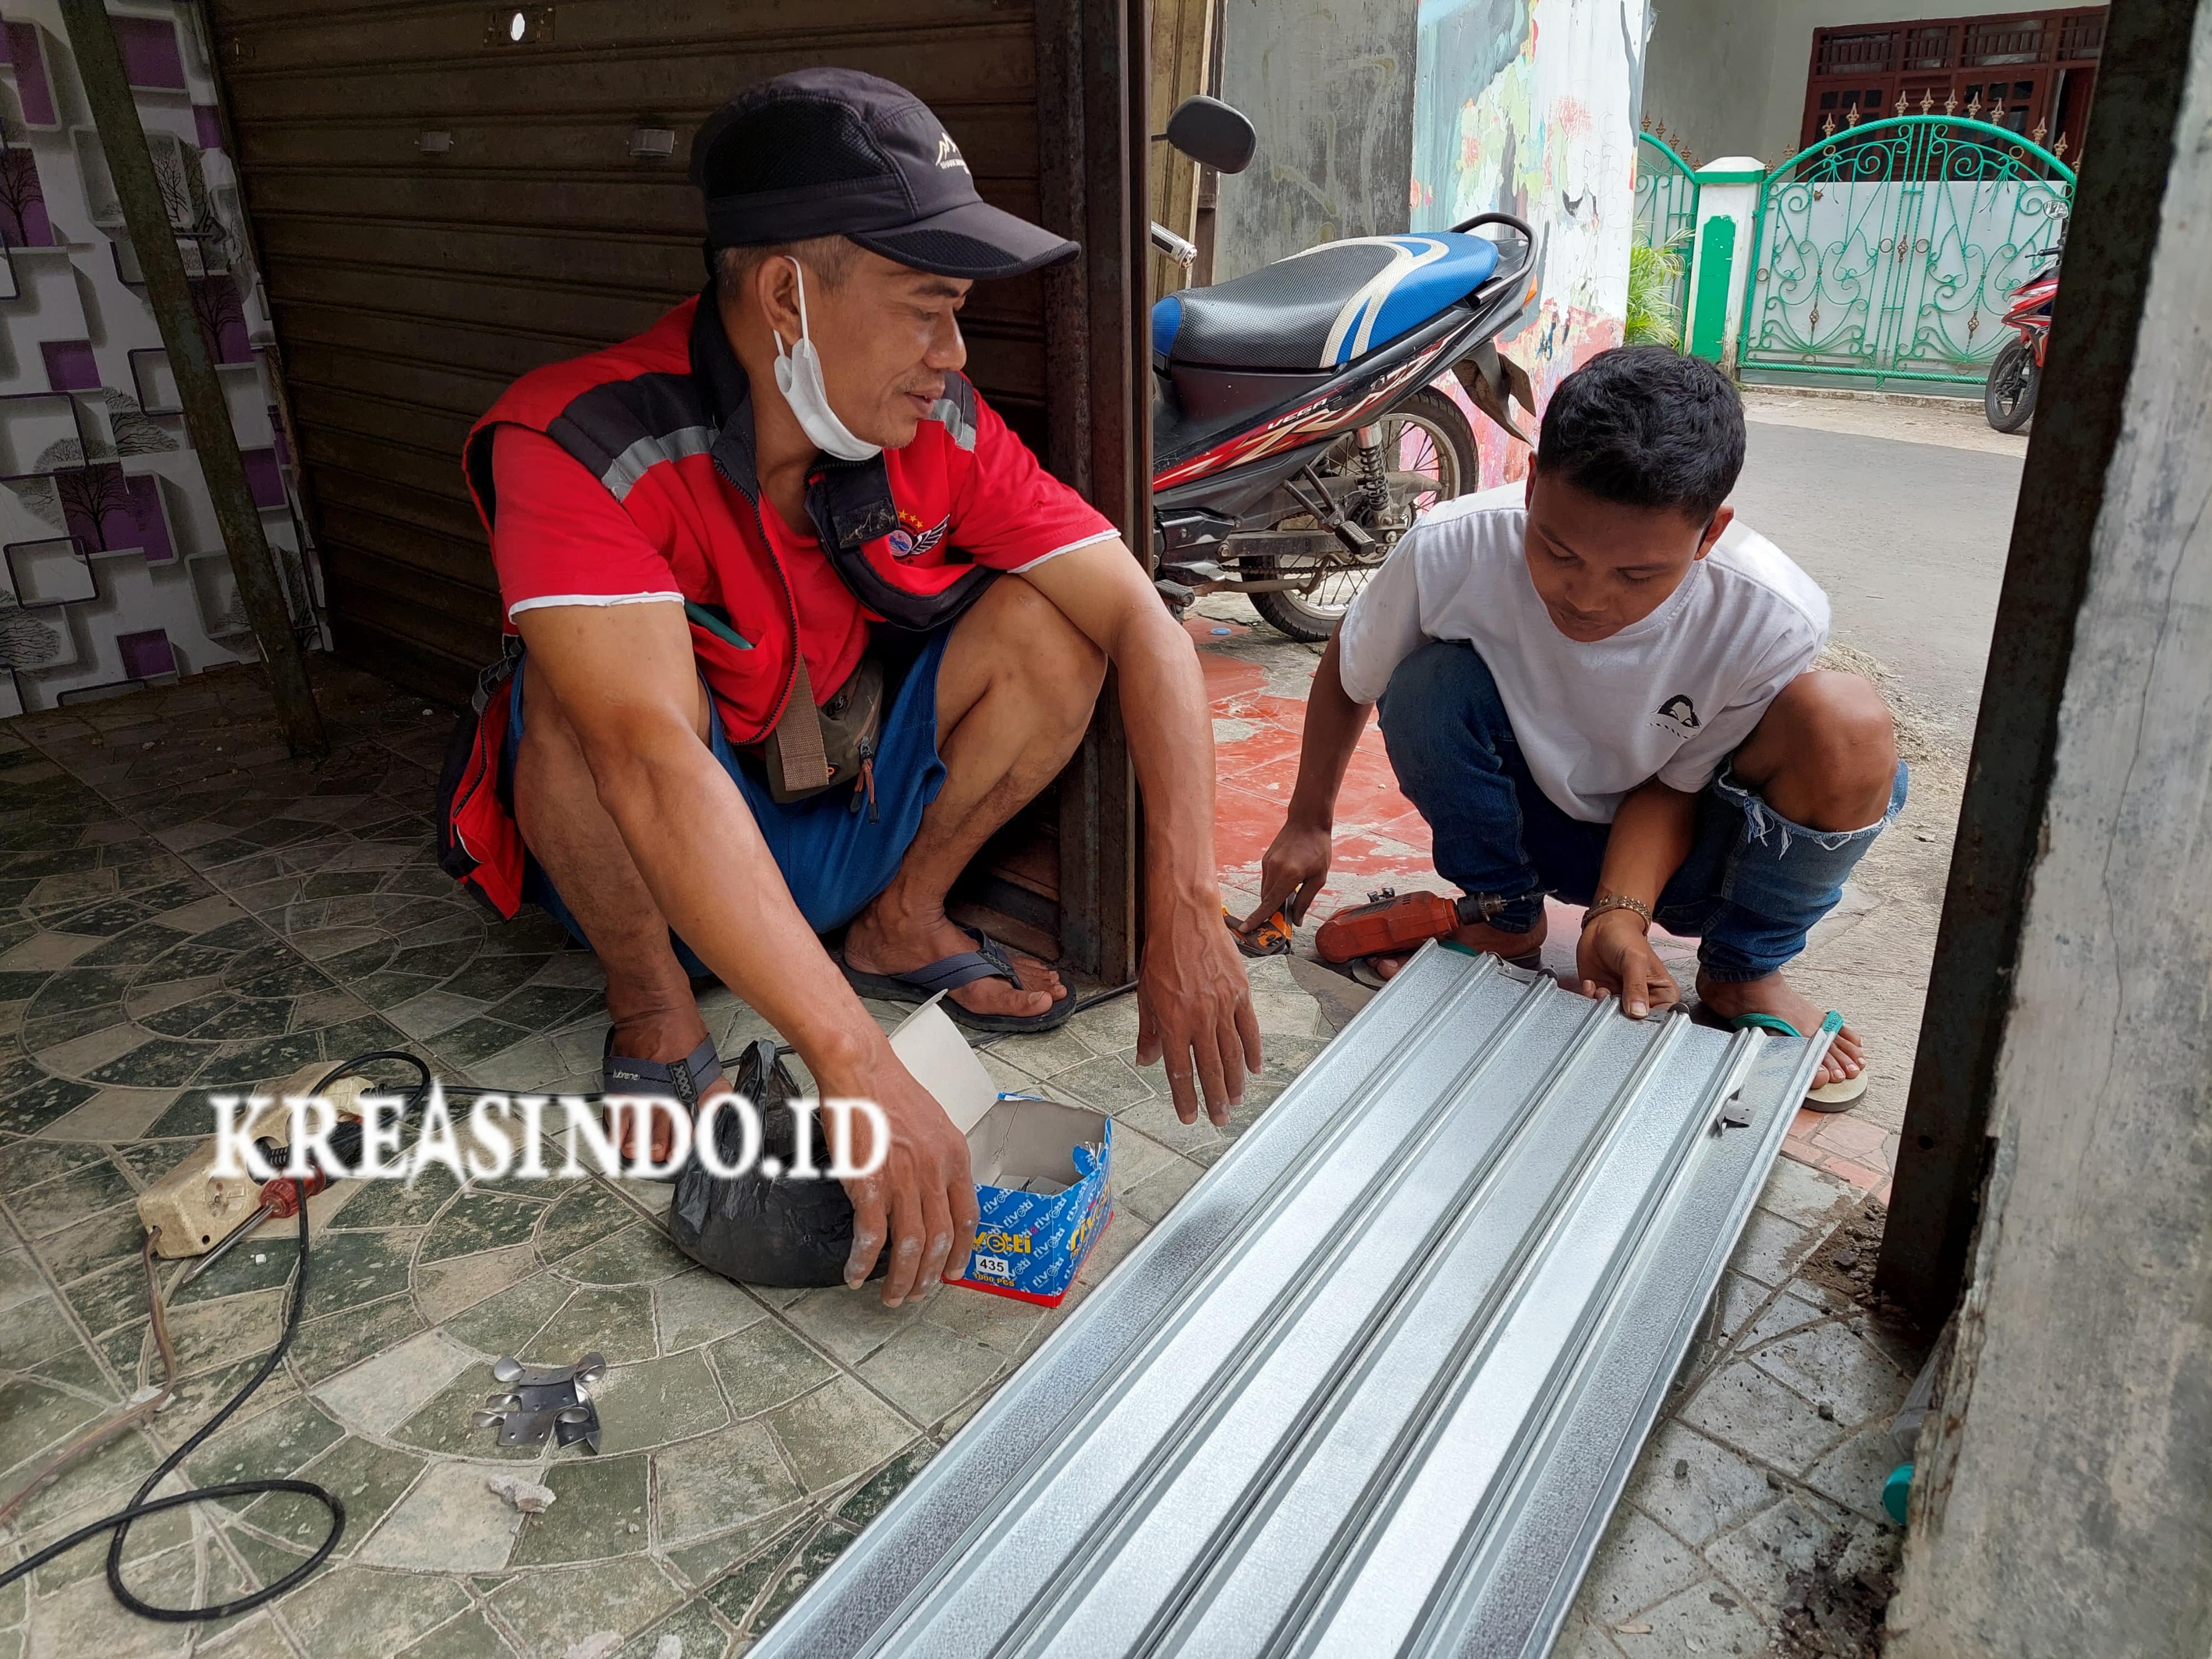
[886, 510, 951, 560]
[1655, 693, 1701, 733]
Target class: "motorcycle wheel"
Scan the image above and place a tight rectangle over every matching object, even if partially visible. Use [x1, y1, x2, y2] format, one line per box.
[1985, 337, 2038, 433]
[1250, 387, 1480, 643]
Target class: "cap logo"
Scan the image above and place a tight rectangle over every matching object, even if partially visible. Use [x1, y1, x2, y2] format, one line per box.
[934, 131, 969, 173]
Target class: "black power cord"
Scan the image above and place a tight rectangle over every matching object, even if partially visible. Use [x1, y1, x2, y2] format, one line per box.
[0, 1051, 432, 1621]
[3, 993, 1141, 1622]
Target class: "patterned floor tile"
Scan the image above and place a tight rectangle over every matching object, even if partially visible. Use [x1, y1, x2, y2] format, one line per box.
[528, 1285, 659, 1368]
[653, 1271, 767, 1353]
[854, 1318, 1008, 1426]
[186, 1394, 345, 1510]
[276, 1563, 473, 1658]
[306, 1329, 476, 1439]
[421, 1192, 546, 1264]
[705, 1321, 838, 1419]
[508, 1452, 650, 1566]
[617, 1597, 733, 1659]
[432, 1260, 567, 1350]
[39, 1087, 176, 1144]
[749, 1519, 860, 1634]
[357, 1458, 527, 1573]
[0, 1376, 104, 1475]
[0, 658, 1361, 1657]
[654, 1421, 805, 1549]
[557, 1224, 692, 1289]
[6, 1155, 137, 1239]
[764, 1376, 915, 1494]
[285, 1293, 429, 1388]
[589, 1350, 727, 1456]
[394, 1609, 526, 1659]
[486, 1556, 685, 1659]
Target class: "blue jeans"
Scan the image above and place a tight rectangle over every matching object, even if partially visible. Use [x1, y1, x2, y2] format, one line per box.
[506, 629, 952, 972]
[1375, 640, 1906, 982]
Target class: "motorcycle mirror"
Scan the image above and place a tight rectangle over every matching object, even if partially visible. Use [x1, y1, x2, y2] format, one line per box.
[1162, 96, 1256, 175]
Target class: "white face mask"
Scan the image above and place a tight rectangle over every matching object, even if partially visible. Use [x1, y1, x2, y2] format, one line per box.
[771, 257, 881, 463]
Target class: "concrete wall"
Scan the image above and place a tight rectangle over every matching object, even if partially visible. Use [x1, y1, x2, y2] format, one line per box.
[1643, 0, 2107, 170]
[1880, 0, 2212, 1651]
[1410, 0, 1650, 487]
[1641, 0, 1780, 160]
[1211, 0, 1421, 280]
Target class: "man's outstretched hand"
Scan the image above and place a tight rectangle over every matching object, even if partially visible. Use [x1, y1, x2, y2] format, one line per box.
[1138, 893, 1264, 1128]
[831, 1050, 979, 1307]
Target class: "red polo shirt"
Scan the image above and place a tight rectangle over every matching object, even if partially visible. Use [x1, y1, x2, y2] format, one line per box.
[475, 296, 1117, 742]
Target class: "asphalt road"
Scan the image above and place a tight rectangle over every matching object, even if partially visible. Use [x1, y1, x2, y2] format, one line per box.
[1729, 415, 2027, 731]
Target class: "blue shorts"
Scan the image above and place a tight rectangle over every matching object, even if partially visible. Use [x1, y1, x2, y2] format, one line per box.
[508, 629, 951, 972]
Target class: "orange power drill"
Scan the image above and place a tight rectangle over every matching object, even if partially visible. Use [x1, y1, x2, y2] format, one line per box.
[1314, 886, 1505, 966]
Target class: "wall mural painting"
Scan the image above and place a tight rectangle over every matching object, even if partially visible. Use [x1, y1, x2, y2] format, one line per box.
[0, 2, 321, 717]
[1413, 0, 1648, 488]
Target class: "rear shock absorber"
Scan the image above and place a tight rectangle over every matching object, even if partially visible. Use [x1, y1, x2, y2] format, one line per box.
[1353, 423, 1390, 519]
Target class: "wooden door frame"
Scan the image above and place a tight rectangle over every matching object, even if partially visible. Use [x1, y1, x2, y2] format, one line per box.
[1037, 0, 1151, 985]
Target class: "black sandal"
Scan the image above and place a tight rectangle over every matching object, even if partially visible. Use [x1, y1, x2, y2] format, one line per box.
[838, 924, 1077, 1034]
[601, 1031, 726, 1179]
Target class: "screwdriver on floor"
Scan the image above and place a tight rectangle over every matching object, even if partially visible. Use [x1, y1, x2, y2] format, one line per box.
[174, 1117, 367, 1290]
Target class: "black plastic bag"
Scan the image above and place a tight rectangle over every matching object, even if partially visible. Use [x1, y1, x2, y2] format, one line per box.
[667, 1039, 882, 1288]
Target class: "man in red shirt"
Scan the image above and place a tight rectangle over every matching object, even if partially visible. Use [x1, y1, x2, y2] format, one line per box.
[462, 70, 1258, 1307]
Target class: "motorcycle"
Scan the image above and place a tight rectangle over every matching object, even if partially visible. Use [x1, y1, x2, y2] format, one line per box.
[1985, 243, 2060, 434]
[1145, 98, 1538, 640]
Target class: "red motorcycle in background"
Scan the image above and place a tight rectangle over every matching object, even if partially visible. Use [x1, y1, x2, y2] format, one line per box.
[1985, 242, 2062, 432]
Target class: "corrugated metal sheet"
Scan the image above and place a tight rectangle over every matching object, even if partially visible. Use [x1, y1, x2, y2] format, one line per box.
[753, 942, 1837, 1659]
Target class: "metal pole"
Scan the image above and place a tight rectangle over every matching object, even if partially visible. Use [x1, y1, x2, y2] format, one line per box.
[58, 0, 325, 758]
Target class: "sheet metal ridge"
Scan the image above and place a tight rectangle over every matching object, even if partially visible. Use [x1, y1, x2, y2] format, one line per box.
[749, 943, 1835, 1659]
[748, 945, 1508, 1658]
[924, 972, 1597, 1657]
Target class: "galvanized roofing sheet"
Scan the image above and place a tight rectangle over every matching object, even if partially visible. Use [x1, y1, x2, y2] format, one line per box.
[753, 943, 1834, 1659]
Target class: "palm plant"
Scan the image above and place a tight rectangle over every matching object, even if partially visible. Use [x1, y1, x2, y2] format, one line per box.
[1624, 239, 1686, 347]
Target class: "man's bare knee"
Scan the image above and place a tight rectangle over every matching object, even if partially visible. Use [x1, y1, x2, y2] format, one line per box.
[1756, 671, 1897, 830]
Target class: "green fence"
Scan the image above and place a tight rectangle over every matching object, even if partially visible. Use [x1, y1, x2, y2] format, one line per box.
[1632, 131, 1698, 345]
[1735, 114, 2072, 388]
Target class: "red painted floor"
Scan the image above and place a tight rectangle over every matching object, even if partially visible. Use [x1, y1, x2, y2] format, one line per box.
[1197, 629, 1436, 908]
[1195, 619, 1888, 1202]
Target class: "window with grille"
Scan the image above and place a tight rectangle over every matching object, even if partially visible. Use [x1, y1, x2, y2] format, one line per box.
[1798, 6, 2102, 158]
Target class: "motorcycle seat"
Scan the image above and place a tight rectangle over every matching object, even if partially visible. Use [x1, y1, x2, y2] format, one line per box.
[1152, 232, 1500, 373]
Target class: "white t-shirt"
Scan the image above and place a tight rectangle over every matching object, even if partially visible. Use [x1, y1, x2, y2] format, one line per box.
[1335, 485, 1829, 823]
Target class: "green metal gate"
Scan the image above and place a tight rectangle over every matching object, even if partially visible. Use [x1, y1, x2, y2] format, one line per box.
[1738, 113, 2073, 388]
[1632, 129, 1699, 344]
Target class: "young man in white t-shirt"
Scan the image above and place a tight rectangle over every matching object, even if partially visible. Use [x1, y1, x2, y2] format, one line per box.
[1244, 347, 1904, 1102]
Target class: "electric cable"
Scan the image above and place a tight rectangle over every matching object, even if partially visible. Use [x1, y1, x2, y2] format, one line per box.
[3, 990, 1136, 1621]
[0, 1051, 432, 1622]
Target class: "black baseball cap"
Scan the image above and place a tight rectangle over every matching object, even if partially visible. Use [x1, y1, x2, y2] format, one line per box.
[691, 68, 1079, 281]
